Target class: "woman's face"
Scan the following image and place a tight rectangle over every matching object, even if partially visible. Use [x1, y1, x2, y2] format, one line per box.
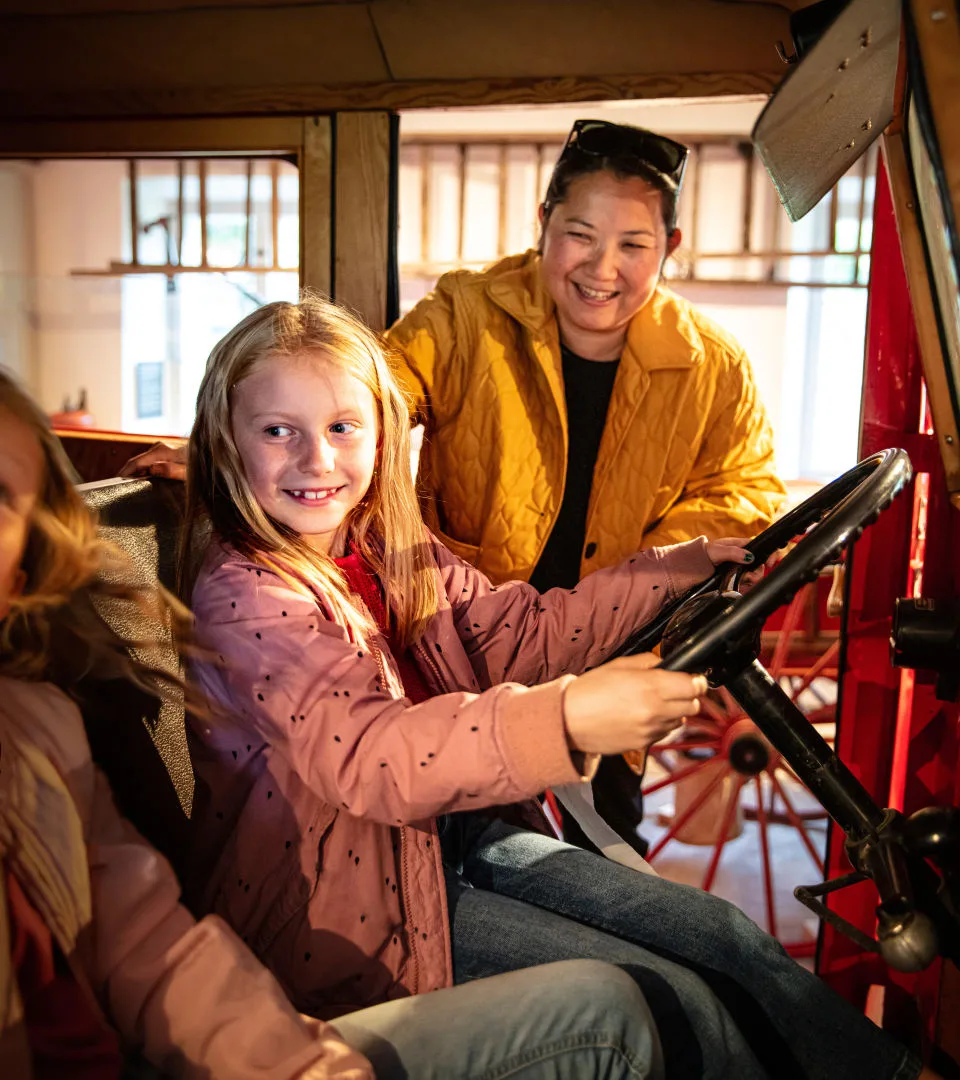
[0, 406, 43, 620]
[539, 171, 681, 354]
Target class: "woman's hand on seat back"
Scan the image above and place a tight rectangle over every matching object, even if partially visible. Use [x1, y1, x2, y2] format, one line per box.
[118, 438, 189, 481]
[562, 653, 707, 756]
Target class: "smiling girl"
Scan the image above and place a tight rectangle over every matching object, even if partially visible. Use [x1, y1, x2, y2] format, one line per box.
[0, 368, 686, 1080]
[180, 295, 928, 1080]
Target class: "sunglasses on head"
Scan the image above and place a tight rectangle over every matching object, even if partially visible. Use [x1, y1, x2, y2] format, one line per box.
[560, 119, 689, 189]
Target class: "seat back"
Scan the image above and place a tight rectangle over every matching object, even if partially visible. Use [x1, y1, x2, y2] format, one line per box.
[78, 477, 192, 871]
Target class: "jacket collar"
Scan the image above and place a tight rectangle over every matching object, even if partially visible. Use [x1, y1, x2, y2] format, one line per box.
[485, 249, 704, 371]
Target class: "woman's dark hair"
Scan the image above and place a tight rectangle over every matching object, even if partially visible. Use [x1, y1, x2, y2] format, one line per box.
[541, 121, 688, 235]
[543, 153, 682, 234]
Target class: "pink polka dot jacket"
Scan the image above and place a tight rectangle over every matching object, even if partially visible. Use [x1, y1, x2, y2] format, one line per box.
[184, 531, 715, 1019]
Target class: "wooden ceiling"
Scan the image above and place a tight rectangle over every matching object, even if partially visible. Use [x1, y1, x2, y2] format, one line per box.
[0, 1, 829, 11]
[0, 1, 367, 12]
[0, 0, 813, 121]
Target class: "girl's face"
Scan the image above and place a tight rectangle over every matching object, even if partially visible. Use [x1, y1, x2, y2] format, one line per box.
[0, 407, 43, 619]
[539, 171, 682, 353]
[231, 352, 379, 556]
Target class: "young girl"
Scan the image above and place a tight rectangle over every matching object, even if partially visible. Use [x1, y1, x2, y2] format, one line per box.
[182, 295, 930, 1080]
[0, 369, 669, 1080]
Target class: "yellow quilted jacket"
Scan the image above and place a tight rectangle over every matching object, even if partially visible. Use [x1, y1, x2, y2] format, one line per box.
[387, 250, 786, 585]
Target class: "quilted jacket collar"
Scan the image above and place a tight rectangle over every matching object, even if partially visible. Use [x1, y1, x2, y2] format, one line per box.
[484, 249, 704, 371]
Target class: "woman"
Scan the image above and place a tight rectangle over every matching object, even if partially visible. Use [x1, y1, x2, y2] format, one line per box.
[385, 119, 786, 850]
[388, 119, 784, 582]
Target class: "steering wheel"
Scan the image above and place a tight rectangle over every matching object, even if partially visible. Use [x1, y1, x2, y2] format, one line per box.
[611, 447, 960, 972]
[612, 448, 913, 840]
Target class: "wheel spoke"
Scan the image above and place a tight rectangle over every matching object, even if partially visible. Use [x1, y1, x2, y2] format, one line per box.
[647, 764, 730, 862]
[767, 589, 806, 678]
[717, 686, 742, 724]
[769, 770, 826, 874]
[788, 640, 841, 704]
[642, 755, 715, 798]
[657, 739, 722, 754]
[702, 776, 745, 892]
[697, 694, 731, 725]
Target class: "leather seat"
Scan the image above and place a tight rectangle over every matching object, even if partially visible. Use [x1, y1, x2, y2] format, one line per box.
[78, 477, 192, 874]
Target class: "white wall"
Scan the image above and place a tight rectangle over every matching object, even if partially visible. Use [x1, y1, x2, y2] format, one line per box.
[400, 96, 768, 139]
[669, 281, 787, 457]
[32, 160, 126, 429]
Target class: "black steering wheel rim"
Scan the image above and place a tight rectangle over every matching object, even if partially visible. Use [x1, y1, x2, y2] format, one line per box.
[610, 447, 914, 672]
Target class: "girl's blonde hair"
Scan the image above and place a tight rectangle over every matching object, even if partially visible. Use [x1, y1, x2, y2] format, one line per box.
[181, 292, 440, 648]
[0, 368, 187, 694]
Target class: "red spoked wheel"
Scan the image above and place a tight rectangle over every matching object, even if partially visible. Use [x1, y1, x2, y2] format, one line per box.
[641, 577, 838, 957]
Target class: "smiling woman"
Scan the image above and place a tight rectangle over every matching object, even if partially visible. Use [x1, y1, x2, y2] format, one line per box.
[537, 171, 682, 362]
[386, 117, 786, 856]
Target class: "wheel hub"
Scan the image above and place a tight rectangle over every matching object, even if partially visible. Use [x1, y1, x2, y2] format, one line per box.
[722, 718, 777, 776]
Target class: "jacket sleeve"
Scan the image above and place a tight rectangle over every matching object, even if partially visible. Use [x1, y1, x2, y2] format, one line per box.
[437, 535, 716, 690]
[642, 346, 787, 548]
[84, 767, 373, 1080]
[191, 561, 586, 826]
[385, 282, 463, 526]
[384, 280, 459, 429]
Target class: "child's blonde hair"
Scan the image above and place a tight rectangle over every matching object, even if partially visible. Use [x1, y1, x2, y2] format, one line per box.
[0, 368, 187, 693]
[182, 293, 440, 648]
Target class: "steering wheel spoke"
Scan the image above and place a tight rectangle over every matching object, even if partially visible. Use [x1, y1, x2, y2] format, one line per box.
[724, 658, 885, 840]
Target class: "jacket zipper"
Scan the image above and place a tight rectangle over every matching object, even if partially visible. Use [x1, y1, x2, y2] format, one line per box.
[528, 332, 568, 576]
[413, 640, 450, 695]
[399, 825, 420, 994]
[371, 635, 390, 693]
[355, 594, 393, 695]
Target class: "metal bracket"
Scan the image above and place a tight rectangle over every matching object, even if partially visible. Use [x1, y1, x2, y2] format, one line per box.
[794, 870, 883, 954]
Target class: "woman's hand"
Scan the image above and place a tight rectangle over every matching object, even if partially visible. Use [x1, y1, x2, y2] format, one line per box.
[119, 439, 189, 481]
[705, 535, 756, 567]
[562, 653, 707, 755]
[705, 535, 776, 591]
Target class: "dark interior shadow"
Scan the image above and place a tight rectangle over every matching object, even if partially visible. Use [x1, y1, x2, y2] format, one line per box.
[77, 477, 193, 875]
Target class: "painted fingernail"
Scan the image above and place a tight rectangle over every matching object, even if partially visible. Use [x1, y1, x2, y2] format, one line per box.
[743, 552, 756, 563]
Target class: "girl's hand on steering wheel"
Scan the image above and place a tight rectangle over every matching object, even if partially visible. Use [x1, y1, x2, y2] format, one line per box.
[562, 653, 708, 755]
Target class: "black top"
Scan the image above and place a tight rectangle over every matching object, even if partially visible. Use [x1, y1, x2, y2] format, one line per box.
[528, 344, 621, 592]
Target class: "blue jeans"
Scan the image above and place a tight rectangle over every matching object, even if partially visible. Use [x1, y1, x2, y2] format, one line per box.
[442, 815, 921, 1080]
[333, 959, 664, 1079]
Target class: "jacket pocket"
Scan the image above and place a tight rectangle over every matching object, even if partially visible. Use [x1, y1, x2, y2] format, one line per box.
[211, 785, 338, 957]
[433, 525, 481, 567]
[256, 802, 339, 953]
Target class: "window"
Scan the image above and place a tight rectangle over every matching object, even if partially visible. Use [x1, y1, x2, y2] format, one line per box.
[0, 156, 299, 436]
